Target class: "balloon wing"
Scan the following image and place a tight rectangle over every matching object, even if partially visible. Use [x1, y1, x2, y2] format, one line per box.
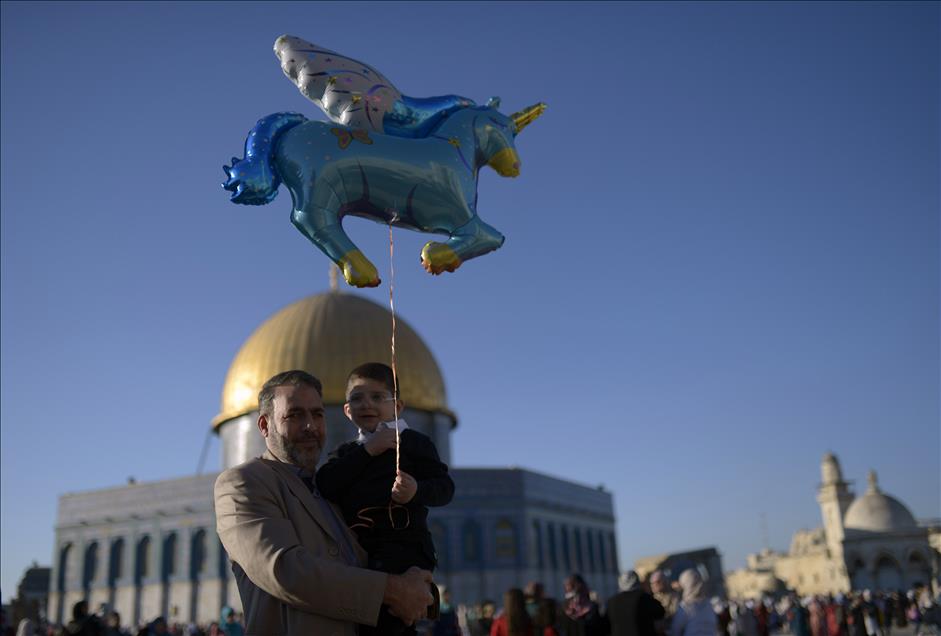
[274, 35, 403, 134]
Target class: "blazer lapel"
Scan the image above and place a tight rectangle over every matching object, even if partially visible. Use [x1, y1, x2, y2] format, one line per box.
[260, 451, 335, 536]
[259, 451, 369, 566]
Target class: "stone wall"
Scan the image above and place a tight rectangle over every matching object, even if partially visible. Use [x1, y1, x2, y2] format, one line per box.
[48, 474, 220, 626]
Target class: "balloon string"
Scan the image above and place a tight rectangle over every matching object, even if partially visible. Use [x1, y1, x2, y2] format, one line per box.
[388, 220, 401, 475]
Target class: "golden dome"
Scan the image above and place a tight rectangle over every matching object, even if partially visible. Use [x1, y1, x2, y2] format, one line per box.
[212, 292, 453, 428]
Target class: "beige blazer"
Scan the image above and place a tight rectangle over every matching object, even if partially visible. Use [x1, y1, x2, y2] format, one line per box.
[214, 450, 387, 636]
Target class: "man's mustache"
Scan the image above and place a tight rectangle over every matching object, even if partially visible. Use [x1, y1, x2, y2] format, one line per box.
[293, 434, 322, 444]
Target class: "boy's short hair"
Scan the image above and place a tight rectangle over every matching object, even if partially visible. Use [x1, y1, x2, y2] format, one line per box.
[346, 362, 399, 398]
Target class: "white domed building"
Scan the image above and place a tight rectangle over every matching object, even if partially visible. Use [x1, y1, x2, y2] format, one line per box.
[727, 453, 938, 599]
[840, 469, 931, 591]
[47, 291, 619, 626]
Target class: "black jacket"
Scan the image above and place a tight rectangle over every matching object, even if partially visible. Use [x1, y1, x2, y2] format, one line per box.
[316, 429, 454, 560]
[605, 590, 666, 636]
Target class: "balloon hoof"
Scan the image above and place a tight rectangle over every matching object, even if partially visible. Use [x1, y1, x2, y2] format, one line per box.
[421, 242, 462, 275]
[340, 250, 381, 287]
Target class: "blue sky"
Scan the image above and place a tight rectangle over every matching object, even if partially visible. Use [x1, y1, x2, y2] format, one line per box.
[1, 1, 938, 601]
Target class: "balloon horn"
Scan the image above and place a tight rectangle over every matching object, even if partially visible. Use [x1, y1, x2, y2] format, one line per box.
[511, 102, 547, 134]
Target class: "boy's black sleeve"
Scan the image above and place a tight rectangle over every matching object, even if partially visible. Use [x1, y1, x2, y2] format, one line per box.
[406, 432, 455, 507]
[314, 442, 373, 501]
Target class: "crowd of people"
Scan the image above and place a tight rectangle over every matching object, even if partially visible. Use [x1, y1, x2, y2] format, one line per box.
[718, 587, 941, 636]
[5, 572, 940, 636]
[5, 601, 248, 636]
[431, 570, 717, 636]
[442, 574, 940, 636]
[436, 573, 940, 636]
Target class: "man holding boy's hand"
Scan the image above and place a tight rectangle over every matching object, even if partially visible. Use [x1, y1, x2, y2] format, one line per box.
[214, 370, 434, 635]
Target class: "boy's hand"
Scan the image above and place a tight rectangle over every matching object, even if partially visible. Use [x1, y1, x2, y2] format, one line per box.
[364, 427, 398, 456]
[391, 470, 417, 503]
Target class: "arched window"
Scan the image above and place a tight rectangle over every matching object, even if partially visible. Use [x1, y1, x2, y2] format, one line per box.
[875, 553, 898, 568]
[135, 536, 151, 583]
[134, 536, 151, 626]
[909, 550, 928, 569]
[586, 530, 596, 572]
[189, 529, 207, 625]
[161, 532, 177, 618]
[82, 542, 99, 596]
[573, 528, 584, 573]
[547, 523, 558, 571]
[533, 520, 544, 569]
[162, 533, 177, 582]
[57, 543, 72, 592]
[190, 530, 207, 580]
[56, 543, 73, 624]
[874, 554, 902, 591]
[608, 532, 618, 573]
[494, 519, 517, 560]
[462, 520, 482, 565]
[429, 522, 449, 571]
[560, 525, 571, 573]
[908, 550, 931, 586]
[108, 538, 125, 587]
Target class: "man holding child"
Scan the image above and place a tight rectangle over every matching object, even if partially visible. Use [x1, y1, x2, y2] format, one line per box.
[214, 368, 444, 635]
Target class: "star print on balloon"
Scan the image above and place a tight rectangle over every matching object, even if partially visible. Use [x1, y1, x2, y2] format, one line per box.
[222, 35, 546, 287]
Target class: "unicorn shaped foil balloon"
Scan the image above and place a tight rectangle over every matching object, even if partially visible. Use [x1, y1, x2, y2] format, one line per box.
[223, 35, 546, 287]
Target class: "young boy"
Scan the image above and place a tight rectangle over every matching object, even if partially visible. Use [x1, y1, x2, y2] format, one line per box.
[316, 362, 454, 635]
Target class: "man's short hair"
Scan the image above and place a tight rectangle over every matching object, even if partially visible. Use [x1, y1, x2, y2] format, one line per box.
[346, 362, 399, 398]
[258, 370, 323, 417]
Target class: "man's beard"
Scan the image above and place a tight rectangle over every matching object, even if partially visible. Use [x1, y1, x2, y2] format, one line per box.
[268, 428, 321, 471]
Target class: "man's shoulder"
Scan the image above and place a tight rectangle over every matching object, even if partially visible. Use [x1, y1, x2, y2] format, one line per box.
[215, 456, 279, 491]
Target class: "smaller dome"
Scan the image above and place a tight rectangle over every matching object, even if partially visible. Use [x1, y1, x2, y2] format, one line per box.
[843, 470, 917, 533]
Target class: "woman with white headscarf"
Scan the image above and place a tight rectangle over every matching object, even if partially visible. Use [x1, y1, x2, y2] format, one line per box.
[669, 569, 717, 636]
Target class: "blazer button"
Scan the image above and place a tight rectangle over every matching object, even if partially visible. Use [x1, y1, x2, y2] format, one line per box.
[328, 547, 339, 557]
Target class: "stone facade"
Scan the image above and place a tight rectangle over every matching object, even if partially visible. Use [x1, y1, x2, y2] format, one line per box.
[725, 453, 939, 599]
[47, 474, 234, 626]
[432, 468, 619, 604]
[725, 550, 787, 600]
[773, 528, 848, 596]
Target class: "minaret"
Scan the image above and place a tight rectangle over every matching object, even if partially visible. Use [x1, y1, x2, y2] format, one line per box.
[329, 263, 339, 292]
[817, 452, 854, 559]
